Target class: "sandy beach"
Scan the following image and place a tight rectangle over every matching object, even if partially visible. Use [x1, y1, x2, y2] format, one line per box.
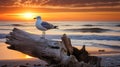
[0, 43, 120, 67]
[0, 52, 120, 67]
[100, 55, 120, 67]
[0, 58, 47, 67]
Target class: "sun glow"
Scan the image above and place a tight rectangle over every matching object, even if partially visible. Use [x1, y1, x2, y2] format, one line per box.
[22, 12, 35, 19]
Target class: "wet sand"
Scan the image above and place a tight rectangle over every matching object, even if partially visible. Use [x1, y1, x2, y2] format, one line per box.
[100, 55, 120, 67]
[0, 58, 47, 67]
[0, 54, 120, 67]
[0, 43, 120, 67]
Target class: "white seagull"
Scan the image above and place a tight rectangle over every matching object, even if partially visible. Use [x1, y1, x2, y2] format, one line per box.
[34, 16, 58, 38]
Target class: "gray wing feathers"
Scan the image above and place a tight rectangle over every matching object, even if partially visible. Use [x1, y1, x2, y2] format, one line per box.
[41, 21, 54, 29]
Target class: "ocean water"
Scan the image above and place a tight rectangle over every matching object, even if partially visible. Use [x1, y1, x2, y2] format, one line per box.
[0, 21, 120, 59]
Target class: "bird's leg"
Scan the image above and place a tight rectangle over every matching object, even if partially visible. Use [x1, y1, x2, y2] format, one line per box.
[42, 31, 45, 39]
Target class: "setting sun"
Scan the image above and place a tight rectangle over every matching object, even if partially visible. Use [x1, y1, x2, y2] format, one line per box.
[22, 12, 35, 19]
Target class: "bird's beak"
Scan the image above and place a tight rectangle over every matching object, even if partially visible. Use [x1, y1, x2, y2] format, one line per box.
[33, 17, 36, 19]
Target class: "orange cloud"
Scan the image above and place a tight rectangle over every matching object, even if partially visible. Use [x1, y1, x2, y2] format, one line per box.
[0, 0, 120, 21]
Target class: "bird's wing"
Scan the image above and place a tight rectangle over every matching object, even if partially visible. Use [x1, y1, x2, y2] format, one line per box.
[41, 21, 54, 29]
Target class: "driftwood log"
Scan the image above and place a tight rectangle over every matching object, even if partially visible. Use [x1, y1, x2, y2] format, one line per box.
[5, 28, 101, 67]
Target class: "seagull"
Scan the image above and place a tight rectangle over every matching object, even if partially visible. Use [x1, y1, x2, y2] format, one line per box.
[34, 16, 58, 38]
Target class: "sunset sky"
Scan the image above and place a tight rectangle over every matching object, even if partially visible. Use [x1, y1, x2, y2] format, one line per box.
[0, 0, 120, 21]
